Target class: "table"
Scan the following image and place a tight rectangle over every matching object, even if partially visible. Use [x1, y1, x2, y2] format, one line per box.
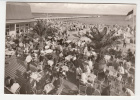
[30, 72, 42, 82]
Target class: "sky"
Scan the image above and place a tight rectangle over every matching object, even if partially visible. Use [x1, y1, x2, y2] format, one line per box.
[28, 3, 136, 15]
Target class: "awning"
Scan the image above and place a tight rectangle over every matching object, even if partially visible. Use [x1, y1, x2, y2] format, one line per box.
[6, 19, 35, 24]
[6, 3, 33, 20]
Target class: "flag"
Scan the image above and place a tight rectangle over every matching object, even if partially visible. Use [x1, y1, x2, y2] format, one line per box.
[125, 10, 133, 20]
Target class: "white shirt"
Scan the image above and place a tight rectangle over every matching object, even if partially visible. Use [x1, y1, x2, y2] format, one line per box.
[76, 67, 82, 75]
[84, 65, 91, 74]
[84, 47, 88, 54]
[62, 65, 69, 71]
[116, 75, 122, 81]
[65, 55, 73, 61]
[72, 55, 76, 60]
[59, 52, 63, 57]
[88, 74, 96, 83]
[44, 83, 54, 94]
[40, 50, 45, 56]
[25, 55, 32, 63]
[10, 83, 20, 93]
[125, 62, 131, 70]
[48, 60, 54, 67]
[81, 73, 88, 84]
[118, 66, 125, 74]
[45, 45, 50, 49]
[88, 60, 93, 70]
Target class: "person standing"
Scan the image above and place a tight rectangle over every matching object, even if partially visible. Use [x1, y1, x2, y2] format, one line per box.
[25, 53, 32, 71]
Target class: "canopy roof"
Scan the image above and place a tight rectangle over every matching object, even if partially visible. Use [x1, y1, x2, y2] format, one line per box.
[6, 2, 33, 20]
[6, 19, 35, 24]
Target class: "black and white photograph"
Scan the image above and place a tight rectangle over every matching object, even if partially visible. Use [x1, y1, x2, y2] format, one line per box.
[4, 2, 136, 96]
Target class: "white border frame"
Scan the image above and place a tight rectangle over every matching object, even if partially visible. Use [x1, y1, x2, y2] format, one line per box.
[0, 0, 140, 100]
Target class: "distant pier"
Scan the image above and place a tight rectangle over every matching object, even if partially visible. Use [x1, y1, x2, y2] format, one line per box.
[35, 15, 98, 20]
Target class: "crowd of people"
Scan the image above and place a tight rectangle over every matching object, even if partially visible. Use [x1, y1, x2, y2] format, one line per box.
[5, 19, 135, 96]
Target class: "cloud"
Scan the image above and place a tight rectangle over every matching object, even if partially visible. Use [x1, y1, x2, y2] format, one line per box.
[28, 3, 136, 15]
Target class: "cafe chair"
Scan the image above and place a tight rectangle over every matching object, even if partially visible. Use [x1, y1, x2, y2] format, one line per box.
[93, 89, 101, 96]
[56, 86, 64, 95]
[78, 82, 87, 95]
[15, 86, 21, 94]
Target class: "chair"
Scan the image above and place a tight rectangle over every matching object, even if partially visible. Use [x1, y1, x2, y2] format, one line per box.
[4, 86, 21, 94]
[95, 71, 106, 91]
[79, 84, 87, 95]
[93, 89, 101, 96]
[56, 86, 64, 95]
[15, 86, 21, 94]
[86, 86, 95, 95]
[94, 79, 105, 91]
[55, 78, 64, 95]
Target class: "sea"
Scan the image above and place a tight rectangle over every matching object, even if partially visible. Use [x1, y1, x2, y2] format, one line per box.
[32, 13, 136, 27]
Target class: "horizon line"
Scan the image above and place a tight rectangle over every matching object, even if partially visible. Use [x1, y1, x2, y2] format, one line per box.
[31, 12, 136, 16]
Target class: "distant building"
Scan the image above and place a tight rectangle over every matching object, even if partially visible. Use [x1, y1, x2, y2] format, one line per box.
[6, 2, 35, 36]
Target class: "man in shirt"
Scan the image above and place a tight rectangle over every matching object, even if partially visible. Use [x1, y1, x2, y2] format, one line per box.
[88, 71, 96, 84]
[25, 53, 32, 71]
[81, 72, 88, 85]
[118, 65, 125, 75]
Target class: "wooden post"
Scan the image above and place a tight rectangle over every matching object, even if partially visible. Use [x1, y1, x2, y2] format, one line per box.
[15, 23, 16, 34]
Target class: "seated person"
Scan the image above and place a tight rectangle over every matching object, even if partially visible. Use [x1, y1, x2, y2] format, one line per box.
[116, 73, 122, 82]
[5, 76, 12, 88]
[37, 62, 43, 71]
[52, 74, 63, 94]
[80, 70, 88, 85]
[9, 79, 20, 93]
[76, 67, 82, 80]
[23, 70, 32, 79]
[26, 78, 36, 94]
[118, 65, 125, 75]
[47, 59, 54, 67]
[43, 81, 55, 94]
[84, 65, 91, 76]
[88, 70, 97, 84]
[128, 76, 134, 84]
[101, 85, 111, 96]
[98, 70, 106, 81]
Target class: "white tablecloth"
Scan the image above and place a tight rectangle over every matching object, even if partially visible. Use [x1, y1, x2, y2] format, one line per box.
[30, 72, 42, 82]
